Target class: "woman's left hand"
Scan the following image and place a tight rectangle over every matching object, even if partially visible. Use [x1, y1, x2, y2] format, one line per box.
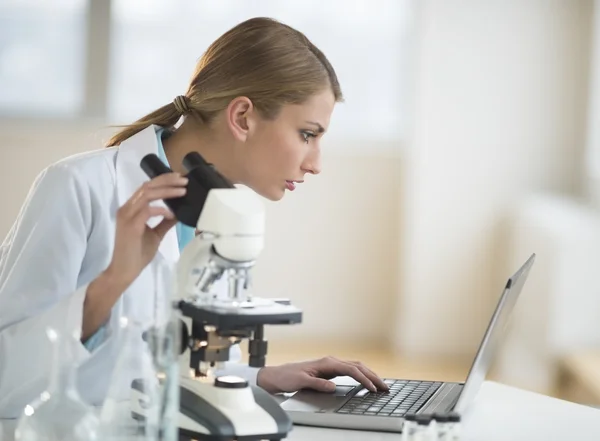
[256, 356, 390, 394]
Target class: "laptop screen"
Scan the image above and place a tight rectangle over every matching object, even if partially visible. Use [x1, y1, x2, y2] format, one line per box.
[453, 253, 535, 413]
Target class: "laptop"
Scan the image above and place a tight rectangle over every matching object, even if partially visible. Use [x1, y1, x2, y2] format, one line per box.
[280, 253, 536, 432]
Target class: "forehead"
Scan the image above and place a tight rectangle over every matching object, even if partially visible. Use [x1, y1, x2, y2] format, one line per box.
[278, 89, 336, 129]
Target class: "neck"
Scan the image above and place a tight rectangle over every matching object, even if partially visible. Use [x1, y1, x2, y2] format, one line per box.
[162, 121, 241, 183]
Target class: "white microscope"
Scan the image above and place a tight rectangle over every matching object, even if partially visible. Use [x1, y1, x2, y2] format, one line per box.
[138, 152, 303, 441]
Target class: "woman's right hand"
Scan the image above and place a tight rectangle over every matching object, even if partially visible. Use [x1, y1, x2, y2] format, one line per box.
[105, 172, 188, 290]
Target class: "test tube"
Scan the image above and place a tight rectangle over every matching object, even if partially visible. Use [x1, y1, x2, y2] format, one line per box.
[447, 411, 462, 441]
[401, 413, 418, 441]
[432, 413, 449, 440]
[415, 414, 433, 441]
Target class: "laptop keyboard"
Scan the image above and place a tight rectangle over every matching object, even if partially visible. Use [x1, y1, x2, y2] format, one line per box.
[335, 379, 442, 417]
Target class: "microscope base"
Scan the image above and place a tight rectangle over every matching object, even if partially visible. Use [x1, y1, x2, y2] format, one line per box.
[131, 376, 293, 441]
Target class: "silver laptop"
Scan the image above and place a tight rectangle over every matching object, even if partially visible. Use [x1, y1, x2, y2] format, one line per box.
[280, 253, 535, 433]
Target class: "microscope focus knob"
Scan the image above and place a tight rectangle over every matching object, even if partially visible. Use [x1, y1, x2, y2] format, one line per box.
[214, 375, 249, 389]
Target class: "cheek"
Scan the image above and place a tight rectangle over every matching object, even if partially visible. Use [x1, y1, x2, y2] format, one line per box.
[255, 130, 304, 172]
[277, 142, 306, 176]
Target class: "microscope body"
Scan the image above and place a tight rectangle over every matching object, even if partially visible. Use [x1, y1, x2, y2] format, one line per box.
[135, 152, 302, 441]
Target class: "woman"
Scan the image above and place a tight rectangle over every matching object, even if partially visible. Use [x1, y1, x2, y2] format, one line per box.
[0, 17, 388, 417]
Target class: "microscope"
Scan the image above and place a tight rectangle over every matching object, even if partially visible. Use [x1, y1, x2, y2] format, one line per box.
[135, 151, 303, 441]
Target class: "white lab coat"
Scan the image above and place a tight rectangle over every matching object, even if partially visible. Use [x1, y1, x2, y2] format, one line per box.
[0, 125, 257, 418]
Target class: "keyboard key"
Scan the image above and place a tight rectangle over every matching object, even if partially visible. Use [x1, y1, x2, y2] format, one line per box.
[336, 380, 441, 417]
[354, 388, 369, 398]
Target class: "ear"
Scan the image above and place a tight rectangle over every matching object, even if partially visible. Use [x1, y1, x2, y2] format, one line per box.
[226, 96, 254, 142]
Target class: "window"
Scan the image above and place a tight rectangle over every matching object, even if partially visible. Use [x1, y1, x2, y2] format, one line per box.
[0, 0, 87, 118]
[0, 0, 413, 144]
[108, 0, 412, 142]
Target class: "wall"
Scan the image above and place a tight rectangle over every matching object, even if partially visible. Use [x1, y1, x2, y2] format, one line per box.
[394, 0, 593, 358]
[494, 194, 600, 393]
[1, 0, 595, 361]
[0, 120, 401, 346]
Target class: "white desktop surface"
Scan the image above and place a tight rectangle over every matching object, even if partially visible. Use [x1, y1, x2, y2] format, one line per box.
[2, 381, 599, 441]
[285, 381, 600, 441]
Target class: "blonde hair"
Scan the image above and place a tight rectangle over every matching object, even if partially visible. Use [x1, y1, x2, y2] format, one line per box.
[106, 17, 343, 147]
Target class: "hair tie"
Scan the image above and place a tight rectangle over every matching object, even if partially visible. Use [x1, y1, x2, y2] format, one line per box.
[173, 95, 190, 115]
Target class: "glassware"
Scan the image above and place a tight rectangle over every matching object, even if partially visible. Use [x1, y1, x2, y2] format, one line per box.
[99, 317, 161, 441]
[14, 327, 100, 441]
[447, 412, 462, 441]
[432, 413, 450, 440]
[402, 413, 418, 441]
[150, 308, 182, 441]
[151, 260, 182, 441]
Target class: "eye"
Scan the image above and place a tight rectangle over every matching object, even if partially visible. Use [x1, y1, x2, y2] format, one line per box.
[300, 130, 317, 144]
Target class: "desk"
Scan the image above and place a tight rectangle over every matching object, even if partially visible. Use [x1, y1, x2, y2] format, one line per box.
[286, 381, 600, 441]
[2, 381, 600, 441]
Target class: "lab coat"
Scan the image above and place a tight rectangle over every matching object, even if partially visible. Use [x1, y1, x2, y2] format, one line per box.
[0, 125, 257, 418]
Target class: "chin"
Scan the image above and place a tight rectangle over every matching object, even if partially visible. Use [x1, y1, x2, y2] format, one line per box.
[265, 189, 285, 201]
[256, 187, 285, 202]
[237, 182, 283, 201]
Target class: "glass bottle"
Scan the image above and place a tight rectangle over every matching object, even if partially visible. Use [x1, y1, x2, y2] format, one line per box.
[432, 413, 450, 440]
[145, 305, 183, 441]
[14, 327, 100, 441]
[99, 317, 161, 441]
[447, 412, 462, 441]
[402, 413, 418, 441]
[151, 259, 182, 441]
[414, 414, 433, 441]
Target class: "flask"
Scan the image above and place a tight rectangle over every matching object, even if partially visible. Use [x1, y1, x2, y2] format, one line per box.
[14, 327, 99, 441]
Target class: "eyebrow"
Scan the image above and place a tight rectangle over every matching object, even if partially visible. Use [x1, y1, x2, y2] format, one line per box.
[305, 121, 326, 133]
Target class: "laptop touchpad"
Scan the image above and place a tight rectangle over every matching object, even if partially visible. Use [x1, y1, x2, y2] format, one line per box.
[281, 386, 354, 413]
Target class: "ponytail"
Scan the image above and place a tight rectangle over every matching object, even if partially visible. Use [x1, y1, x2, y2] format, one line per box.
[105, 96, 190, 147]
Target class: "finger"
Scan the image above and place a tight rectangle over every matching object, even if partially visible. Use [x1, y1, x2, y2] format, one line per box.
[146, 173, 188, 188]
[125, 187, 187, 218]
[153, 217, 178, 239]
[346, 361, 388, 391]
[323, 358, 376, 392]
[302, 375, 336, 393]
[131, 206, 175, 233]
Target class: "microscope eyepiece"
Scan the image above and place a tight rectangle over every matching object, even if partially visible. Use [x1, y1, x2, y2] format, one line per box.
[140, 153, 173, 179]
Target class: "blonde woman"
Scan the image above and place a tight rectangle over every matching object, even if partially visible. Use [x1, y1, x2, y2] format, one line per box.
[0, 17, 388, 417]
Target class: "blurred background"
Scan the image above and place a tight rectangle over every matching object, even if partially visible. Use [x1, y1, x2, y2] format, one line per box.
[1, 0, 599, 407]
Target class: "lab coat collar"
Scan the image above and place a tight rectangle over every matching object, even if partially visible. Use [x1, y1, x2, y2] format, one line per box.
[115, 124, 179, 263]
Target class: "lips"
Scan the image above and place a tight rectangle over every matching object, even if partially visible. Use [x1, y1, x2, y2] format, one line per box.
[285, 179, 304, 191]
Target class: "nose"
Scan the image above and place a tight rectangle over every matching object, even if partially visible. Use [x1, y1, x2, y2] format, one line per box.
[301, 149, 322, 175]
